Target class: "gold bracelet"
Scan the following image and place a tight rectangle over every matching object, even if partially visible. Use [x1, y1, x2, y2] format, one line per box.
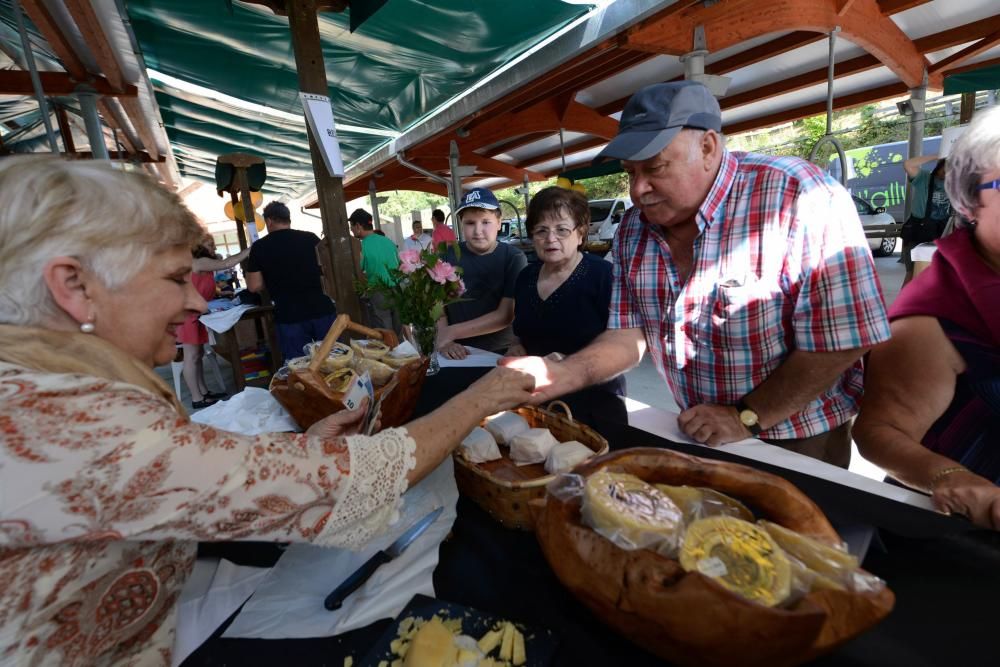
[929, 465, 969, 490]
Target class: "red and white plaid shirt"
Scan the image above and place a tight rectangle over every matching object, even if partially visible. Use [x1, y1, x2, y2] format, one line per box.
[610, 151, 891, 439]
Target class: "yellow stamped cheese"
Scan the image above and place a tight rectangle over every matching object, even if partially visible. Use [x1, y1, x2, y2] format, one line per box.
[680, 516, 792, 607]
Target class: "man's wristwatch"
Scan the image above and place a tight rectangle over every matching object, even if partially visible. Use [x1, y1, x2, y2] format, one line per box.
[736, 398, 762, 436]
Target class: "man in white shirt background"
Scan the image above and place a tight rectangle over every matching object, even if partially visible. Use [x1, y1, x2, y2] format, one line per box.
[403, 220, 432, 253]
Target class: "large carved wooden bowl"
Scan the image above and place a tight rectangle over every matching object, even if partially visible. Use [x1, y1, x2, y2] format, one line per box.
[533, 448, 895, 667]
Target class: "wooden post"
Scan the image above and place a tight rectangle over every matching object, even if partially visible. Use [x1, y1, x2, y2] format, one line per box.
[959, 92, 976, 124]
[285, 0, 362, 323]
[229, 187, 248, 251]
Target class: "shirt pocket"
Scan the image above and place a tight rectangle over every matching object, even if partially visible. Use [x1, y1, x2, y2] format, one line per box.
[703, 273, 785, 353]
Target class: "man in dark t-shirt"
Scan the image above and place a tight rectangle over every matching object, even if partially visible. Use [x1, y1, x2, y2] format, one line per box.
[439, 187, 527, 357]
[245, 201, 337, 362]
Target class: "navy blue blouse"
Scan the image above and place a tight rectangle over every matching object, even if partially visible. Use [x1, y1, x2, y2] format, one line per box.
[512, 253, 625, 396]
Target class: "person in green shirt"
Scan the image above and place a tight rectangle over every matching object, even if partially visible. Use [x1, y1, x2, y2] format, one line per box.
[349, 209, 401, 332]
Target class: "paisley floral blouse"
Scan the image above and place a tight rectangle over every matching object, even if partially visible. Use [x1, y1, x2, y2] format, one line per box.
[0, 362, 417, 666]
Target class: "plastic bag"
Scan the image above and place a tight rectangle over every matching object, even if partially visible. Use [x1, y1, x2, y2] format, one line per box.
[655, 484, 754, 523]
[580, 470, 685, 557]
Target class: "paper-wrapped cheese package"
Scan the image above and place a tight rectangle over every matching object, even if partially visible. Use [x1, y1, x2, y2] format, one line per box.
[483, 411, 530, 445]
[460, 427, 502, 464]
[509, 428, 560, 466]
[544, 440, 594, 474]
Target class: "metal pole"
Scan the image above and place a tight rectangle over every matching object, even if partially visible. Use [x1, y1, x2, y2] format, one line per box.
[448, 140, 464, 241]
[558, 128, 566, 171]
[368, 178, 382, 231]
[903, 82, 927, 222]
[14, 0, 58, 153]
[76, 88, 109, 160]
[825, 28, 839, 135]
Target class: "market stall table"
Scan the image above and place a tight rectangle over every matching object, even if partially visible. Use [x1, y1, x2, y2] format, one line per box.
[183, 367, 997, 667]
[204, 304, 282, 391]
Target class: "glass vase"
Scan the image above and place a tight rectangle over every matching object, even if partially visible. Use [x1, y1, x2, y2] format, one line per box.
[405, 323, 440, 376]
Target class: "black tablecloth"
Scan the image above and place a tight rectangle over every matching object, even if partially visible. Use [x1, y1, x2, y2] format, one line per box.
[185, 368, 999, 666]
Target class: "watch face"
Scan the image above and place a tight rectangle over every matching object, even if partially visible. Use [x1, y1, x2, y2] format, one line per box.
[739, 410, 758, 427]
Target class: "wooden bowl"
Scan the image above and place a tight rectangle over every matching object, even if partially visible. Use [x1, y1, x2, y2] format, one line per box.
[453, 402, 608, 531]
[533, 448, 895, 667]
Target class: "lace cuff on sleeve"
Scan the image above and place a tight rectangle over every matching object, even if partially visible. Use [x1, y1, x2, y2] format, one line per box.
[319, 427, 417, 549]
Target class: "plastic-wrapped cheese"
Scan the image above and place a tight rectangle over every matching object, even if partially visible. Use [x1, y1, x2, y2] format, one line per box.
[483, 411, 530, 445]
[509, 428, 560, 466]
[655, 484, 754, 523]
[581, 471, 684, 553]
[460, 427, 501, 464]
[680, 516, 792, 607]
[350, 338, 390, 360]
[759, 520, 859, 592]
[351, 357, 395, 386]
[544, 440, 594, 474]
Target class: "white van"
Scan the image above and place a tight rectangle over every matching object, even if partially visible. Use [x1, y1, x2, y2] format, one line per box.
[586, 196, 632, 253]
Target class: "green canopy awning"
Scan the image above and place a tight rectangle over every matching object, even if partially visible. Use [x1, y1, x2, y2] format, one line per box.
[123, 0, 591, 196]
[943, 64, 1000, 95]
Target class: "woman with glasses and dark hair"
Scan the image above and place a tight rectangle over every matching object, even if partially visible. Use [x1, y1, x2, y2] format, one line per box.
[508, 186, 626, 421]
[855, 106, 1000, 530]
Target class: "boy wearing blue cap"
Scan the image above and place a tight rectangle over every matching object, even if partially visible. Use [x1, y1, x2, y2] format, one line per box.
[438, 187, 528, 358]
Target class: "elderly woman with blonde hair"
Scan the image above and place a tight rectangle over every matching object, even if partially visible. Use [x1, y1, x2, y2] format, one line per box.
[855, 106, 1000, 530]
[0, 156, 533, 665]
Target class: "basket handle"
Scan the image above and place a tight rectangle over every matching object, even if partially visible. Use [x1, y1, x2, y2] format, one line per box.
[308, 315, 390, 373]
[309, 314, 350, 373]
[345, 319, 384, 340]
[546, 400, 574, 422]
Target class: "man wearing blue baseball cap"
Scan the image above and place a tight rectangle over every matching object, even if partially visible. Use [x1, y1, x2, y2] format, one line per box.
[438, 187, 528, 358]
[504, 81, 890, 467]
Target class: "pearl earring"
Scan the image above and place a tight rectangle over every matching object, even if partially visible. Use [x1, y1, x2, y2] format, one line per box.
[80, 318, 95, 334]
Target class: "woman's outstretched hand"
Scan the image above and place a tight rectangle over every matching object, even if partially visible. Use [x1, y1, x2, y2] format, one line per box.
[306, 398, 369, 439]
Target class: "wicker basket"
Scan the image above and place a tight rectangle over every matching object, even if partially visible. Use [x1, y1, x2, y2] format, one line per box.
[269, 314, 429, 430]
[453, 401, 609, 531]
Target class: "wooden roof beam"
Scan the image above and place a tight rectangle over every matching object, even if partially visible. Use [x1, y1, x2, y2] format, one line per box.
[927, 28, 1000, 89]
[624, 0, 924, 88]
[408, 153, 546, 184]
[96, 98, 138, 154]
[64, 0, 128, 91]
[513, 136, 607, 170]
[913, 14, 1000, 54]
[22, 0, 162, 166]
[19, 0, 88, 80]
[0, 71, 136, 97]
[119, 97, 160, 161]
[722, 81, 908, 135]
[721, 53, 880, 111]
[876, 0, 931, 13]
[63, 150, 164, 162]
[935, 54, 1000, 80]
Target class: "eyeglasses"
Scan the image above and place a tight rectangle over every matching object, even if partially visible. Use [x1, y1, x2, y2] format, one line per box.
[976, 179, 1000, 192]
[531, 226, 577, 240]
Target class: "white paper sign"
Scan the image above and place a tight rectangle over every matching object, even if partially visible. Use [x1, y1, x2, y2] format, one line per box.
[300, 92, 345, 177]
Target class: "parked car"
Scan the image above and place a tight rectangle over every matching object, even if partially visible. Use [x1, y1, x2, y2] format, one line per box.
[586, 196, 632, 254]
[852, 194, 900, 257]
[499, 219, 536, 262]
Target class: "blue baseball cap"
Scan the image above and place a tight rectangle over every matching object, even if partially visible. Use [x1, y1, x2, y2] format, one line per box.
[595, 81, 722, 163]
[456, 187, 500, 218]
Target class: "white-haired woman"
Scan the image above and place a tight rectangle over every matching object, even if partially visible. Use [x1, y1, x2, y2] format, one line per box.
[855, 106, 1000, 530]
[0, 156, 533, 665]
